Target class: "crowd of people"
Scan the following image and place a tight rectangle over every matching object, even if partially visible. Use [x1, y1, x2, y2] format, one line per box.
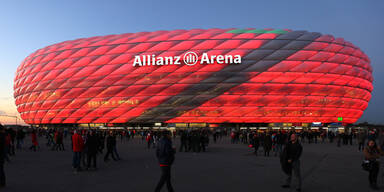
[71, 129, 123, 173]
[0, 127, 125, 174]
[229, 129, 381, 152]
[0, 124, 383, 191]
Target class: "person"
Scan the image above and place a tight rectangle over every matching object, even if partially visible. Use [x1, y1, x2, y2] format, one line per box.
[81, 131, 88, 168]
[112, 134, 121, 161]
[363, 140, 384, 190]
[379, 130, 384, 151]
[348, 132, 353, 145]
[46, 130, 54, 147]
[98, 132, 105, 153]
[281, 133, 303, 192]
[253, 133, 260, 156]
[0, 124, 6, 188]
[357, 131, 367, 151]
[4, 131, 11, 162]
[146, 132, 153, 149]
[104, 131, 117, 162]
[155, 131, 175, 192]
[336, 131, 341, 147]
[213, 131, 218, 143]
[230, 131, 235, 144]
[264, 133, 272, 157]
[275, 132, 284, 156]
[29, 130, 38, 151]
[329, 131, 335, 143]
[16, 128, 25, 150]
[320, 131, 326, 143]
[55, 130, 65, 151]
[86, 131, 99, 170]
[191, 132, 200, 153]
[199, 132, 207, 152]
[7, 128, 15, 156]
[72, 130, 84, 173]
[179, 131, 188, 152]
[153, 132, 158, 149]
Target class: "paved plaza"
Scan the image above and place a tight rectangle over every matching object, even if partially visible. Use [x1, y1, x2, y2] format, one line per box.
[2, 136, 381, 192]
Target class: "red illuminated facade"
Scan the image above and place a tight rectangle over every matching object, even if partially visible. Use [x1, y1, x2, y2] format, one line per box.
[14, 28, 373, 125]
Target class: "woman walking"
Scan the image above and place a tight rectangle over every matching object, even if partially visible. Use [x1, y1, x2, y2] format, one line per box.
[364, 140, 384, 190]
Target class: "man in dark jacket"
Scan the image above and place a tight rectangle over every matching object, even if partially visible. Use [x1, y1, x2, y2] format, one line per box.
[104, 131, 117, 162]
[264, 133, 272, 157]
[55, 130, 65, 151]
[281, 133, 303, 192]
[0, 124, 6, 187]
[155, 131, 175, 192]
[179, 131, 188, 152]
[191, 132, 200, 153]
[86, 131, 99, 170]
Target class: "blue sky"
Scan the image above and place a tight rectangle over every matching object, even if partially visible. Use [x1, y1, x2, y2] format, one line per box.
[0, 0, 383, 124]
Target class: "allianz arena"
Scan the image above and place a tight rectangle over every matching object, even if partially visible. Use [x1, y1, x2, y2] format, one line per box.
[13, 28, 373, 125]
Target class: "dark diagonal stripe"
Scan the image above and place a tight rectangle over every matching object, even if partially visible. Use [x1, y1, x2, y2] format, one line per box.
[128, 31, 321, 123]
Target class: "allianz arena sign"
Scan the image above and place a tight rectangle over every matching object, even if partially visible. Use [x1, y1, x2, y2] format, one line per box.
[133, 52, 242, 67]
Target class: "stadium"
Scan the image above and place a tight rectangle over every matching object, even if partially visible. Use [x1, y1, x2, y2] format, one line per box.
[13, 28, 373, 129]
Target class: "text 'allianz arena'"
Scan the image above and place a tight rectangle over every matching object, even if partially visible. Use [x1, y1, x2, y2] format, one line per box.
[13, 28, 373, 125]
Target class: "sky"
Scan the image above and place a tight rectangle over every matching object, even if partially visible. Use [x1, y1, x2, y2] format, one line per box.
[0, 0, 383, 125]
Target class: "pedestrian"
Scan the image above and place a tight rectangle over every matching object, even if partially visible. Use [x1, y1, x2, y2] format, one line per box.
[276, 131, 285, 155]
[191, 132, 200, 153]
[153, 132, 158, 149]
[146, 132, 153, 149]
[0, 124, 6, 188]
[378, 130, 384, 151]
[320, 131, 326, 143]
[253, 133, 260, 156]
[357, 131, 367, 151]
[264, 133, 272, 157]
[230, 131, 235, 144]
[98, 132, 105, 153]
[81, 131, 88, 168]
[329, 131, 335, 143]
[281, 134, 303, 192]
[199, 133, 206, 152]
[54, 130, 65, 151]
[72, 130, 84, 173]
[104, 131, 117, 162]
[16, 128, 25, 150]
[187, 132, 193, 151]
[86, 130, 99, 170]
[155, 131, 175, 192]
[179, 131, 188, 152]
[336, 132, 341, 147]
[7, 128, 15, 156]
[4, 131, 11, 162]
[29, 130, 38, 151]
[46, 130, 54, 147]
[363, 140, 384, 190]
[113, 134, 121, 161]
